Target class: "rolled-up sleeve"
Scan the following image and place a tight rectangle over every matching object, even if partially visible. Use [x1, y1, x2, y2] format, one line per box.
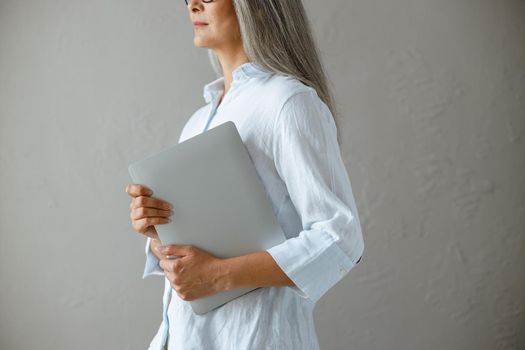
[265, 89, 365, 304]
[142, 236, 165, 278]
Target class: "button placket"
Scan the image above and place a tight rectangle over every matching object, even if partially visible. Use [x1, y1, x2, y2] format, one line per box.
[201, 64, 252, 133]
[202, 78, 244, 132]
[202, 92, 222, 133]
[161, 278, 172, 348]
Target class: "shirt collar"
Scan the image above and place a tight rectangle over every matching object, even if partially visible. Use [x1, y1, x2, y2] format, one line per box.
[202, 61, 270, 104]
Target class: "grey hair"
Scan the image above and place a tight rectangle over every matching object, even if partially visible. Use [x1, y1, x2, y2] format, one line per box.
[207, 0, 343, 145]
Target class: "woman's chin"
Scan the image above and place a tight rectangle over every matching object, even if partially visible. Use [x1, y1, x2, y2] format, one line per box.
[193, 38, 211, 49]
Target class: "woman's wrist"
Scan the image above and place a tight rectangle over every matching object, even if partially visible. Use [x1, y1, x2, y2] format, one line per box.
[213, 251, 294, 292]
[210, 258, 232, 292]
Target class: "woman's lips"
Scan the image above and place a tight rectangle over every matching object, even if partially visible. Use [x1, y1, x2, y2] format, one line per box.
[193, 22, 208, 27]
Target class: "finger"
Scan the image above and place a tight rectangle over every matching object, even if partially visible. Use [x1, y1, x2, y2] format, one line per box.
[131, 196, 173, 210]
[159, 259, 179, 273]
[157, 244, 192, 257]
[132, 196, 172, 210]
[126, 184, 153, 198]
[130, 207, 173, 220]
[165, 272, 175, 284]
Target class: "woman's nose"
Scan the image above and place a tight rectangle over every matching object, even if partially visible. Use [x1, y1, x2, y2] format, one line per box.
[186, 0, 204, 9]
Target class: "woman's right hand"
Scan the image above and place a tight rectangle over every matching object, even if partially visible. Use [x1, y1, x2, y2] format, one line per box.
[125, 184, 173, 240]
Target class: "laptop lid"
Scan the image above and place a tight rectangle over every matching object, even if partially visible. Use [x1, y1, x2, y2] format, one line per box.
[128, 121, 286, 314]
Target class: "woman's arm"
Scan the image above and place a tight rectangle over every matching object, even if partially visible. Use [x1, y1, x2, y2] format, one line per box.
[216, 251, 295, 291]
[155, 244, 295, 301]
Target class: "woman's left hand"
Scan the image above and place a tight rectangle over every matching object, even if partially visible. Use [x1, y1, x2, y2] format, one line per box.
[157, 244, 227, 301]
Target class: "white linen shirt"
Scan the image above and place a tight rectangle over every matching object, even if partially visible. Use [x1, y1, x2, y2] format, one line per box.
[142, 61, 365, 350]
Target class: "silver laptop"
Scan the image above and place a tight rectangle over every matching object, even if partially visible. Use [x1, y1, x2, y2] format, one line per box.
[128, 121, 286, 314]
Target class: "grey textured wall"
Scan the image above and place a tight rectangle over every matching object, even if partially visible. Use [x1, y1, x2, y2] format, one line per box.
[1, 0, 524, 349]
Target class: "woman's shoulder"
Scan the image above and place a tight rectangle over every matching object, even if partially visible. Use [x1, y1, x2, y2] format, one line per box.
[258, 73, 316, 104]
[250, 73, 324, 128]
[257, 74, 332, 127]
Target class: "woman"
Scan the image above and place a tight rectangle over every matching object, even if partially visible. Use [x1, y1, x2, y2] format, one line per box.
[125, 0, 364, 349]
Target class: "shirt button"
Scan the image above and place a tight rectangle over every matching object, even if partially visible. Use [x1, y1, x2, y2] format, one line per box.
[339, 267, 346, 275]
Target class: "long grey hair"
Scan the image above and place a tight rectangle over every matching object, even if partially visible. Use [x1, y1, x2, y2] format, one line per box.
[207, 0, 342, 145]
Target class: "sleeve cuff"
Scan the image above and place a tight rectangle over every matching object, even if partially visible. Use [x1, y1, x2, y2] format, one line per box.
[266, 228, 364, 304]
[142, 236, 165, 278]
